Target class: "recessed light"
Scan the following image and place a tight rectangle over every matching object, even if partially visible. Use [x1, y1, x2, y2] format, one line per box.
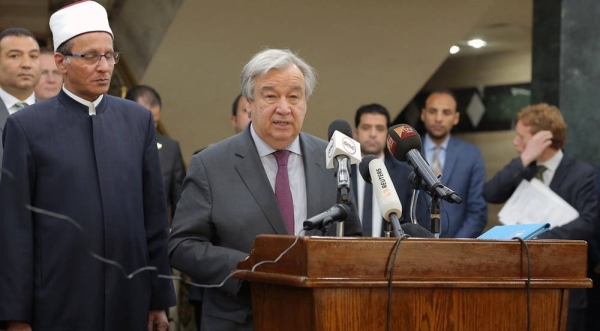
[467, 39, 487, 48]
[449, 45, 460, 54]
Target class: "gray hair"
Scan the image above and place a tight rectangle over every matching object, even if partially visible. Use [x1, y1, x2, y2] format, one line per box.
[240, 49, 317, 101]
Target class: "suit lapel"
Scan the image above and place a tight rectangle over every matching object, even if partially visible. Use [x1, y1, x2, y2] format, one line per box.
[549, 154, 570, 191]
[234, 129, 288, 234]
[0, 101, 9, 133]
[442, 137, 458, 185]
[301, 133, 327, 219]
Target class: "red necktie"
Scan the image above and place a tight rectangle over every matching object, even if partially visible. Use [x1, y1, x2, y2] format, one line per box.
[274, 150, 295, 234]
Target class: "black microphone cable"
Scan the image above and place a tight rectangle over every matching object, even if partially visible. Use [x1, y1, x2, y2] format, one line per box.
[385, 233, 409, 331]
[0, 166, 308, 291]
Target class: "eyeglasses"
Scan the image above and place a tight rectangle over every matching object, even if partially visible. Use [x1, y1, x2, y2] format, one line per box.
[62, 52, 121, 65]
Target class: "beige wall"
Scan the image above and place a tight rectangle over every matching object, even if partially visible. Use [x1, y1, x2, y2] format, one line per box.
[425, 50, 531, 90]
[139, 0, 532, 228]
[141, 0, 497, 159]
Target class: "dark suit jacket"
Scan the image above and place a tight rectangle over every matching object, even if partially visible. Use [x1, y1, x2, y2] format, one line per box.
[0, 99, 10, 170]
[168, 126, 361, 331]
[351, 154, 412, 235]
[484, 154, 598, 309]
[156, 133, 185, 220]
[0, 92, 175, 329]
[414, 137, 488, 238]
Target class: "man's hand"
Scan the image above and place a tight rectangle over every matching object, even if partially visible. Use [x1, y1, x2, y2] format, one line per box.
[521, 130, 553, 166]
[7, 321, 32, 331]
[148, 309, 169, 331]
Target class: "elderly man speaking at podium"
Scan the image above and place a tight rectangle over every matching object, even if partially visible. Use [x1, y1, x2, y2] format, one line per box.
[168, 48, 360, 331]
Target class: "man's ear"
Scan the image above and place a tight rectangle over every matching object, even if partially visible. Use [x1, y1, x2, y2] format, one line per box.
[54, 53, 68, 74]
[453, 112, 460, 125]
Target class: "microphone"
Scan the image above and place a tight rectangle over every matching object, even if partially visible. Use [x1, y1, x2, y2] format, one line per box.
[359, 155, 405, 238]
[386, 124, 462, 204]
[325, 120, 361, 203]
[303, 204, 351, 231]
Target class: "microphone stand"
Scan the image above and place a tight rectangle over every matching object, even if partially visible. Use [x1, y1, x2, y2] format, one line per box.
[335, 158, 351, 237]
[321, 216, 334, 236]
[409, 171, 448, 238]
[389, 214, 405, 238]
[383, 222, 392, 237]
[430, 197, 441, 238]
[408, 172, 422, 225]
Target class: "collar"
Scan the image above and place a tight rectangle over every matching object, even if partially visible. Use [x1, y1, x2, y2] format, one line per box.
[0, 86, 35, 109]
[538, 149, 563, 173]
[250, 123, 302, 157]
[62, 85, 103, 108]
[424, 134, 450, 151]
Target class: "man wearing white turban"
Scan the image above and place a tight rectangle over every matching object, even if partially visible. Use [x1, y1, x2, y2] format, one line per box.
[0, 1, 175, 330]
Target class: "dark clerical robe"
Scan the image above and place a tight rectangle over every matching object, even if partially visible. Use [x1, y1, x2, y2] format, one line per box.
[0, 90, 175, 330]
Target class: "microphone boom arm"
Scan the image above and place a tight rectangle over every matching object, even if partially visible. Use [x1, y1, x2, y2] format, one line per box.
[335, 157, 351, 203]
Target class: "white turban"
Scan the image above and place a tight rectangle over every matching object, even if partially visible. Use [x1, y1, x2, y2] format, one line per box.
[49, 0, 113, 51]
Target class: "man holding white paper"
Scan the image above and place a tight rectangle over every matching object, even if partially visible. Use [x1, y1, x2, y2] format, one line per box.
[483, 103, 597, 331]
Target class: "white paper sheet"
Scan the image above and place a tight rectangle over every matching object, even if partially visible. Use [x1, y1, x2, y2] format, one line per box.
[498, 179, 579, 228]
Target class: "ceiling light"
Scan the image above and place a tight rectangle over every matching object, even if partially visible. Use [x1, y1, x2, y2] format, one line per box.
[449, 45, 460, 54]
[467, 39, 487, 49]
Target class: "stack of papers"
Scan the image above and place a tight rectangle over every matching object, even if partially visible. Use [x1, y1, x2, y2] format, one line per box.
[498, 179, 579, 228]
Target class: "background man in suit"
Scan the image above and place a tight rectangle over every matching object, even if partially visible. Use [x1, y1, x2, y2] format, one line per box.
[126, 85, 185, 222]
[126, 85, 188, 331]
[0, 2, 174, 330]
[484, 103, 598, 331]
[413, 90, 487, 237]
[34, 49, 62, 101]
[168, 48, 361, 331]
[352, 103, 411, 236]
[231, 93, 250, 134]
[0, 27, 40, 170]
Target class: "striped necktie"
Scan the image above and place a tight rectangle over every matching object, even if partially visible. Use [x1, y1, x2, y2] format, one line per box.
[13, 102, 28, 111]
[431, 145, 442, 177]
[534, 165, 547, 183]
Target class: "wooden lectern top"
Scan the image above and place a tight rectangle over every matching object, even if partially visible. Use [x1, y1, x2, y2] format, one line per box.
[235, 235, 591, 289]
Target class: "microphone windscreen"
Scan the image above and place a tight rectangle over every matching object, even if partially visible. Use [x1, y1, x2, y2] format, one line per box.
[387, 124, 422, 162]
[328, 119, 353, 140]
[401, 223, 434, 238]
[359, 155, 377, 184]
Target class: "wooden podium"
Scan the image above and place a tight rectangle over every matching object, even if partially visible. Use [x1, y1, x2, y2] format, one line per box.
[235, 235, 591, 331]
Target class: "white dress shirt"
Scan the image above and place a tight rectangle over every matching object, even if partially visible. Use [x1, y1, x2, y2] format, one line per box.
[0, 87, 36, 114]
[250, 124, 307, 235]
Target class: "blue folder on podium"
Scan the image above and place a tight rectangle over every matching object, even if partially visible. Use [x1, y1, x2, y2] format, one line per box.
[477, 223, 551, 240]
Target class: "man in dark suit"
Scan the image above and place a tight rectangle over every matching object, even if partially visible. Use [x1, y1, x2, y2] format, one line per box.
[126, 85, 188, 330]
[0, 27, 40, 171]
[484, 103, 598, 331]
[125, 85, 185, 221]
[412, 90, 487, 238]
[0, 2, 174, 330]
[168, 48, 361, 331]
[352, 103, 411, 236]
